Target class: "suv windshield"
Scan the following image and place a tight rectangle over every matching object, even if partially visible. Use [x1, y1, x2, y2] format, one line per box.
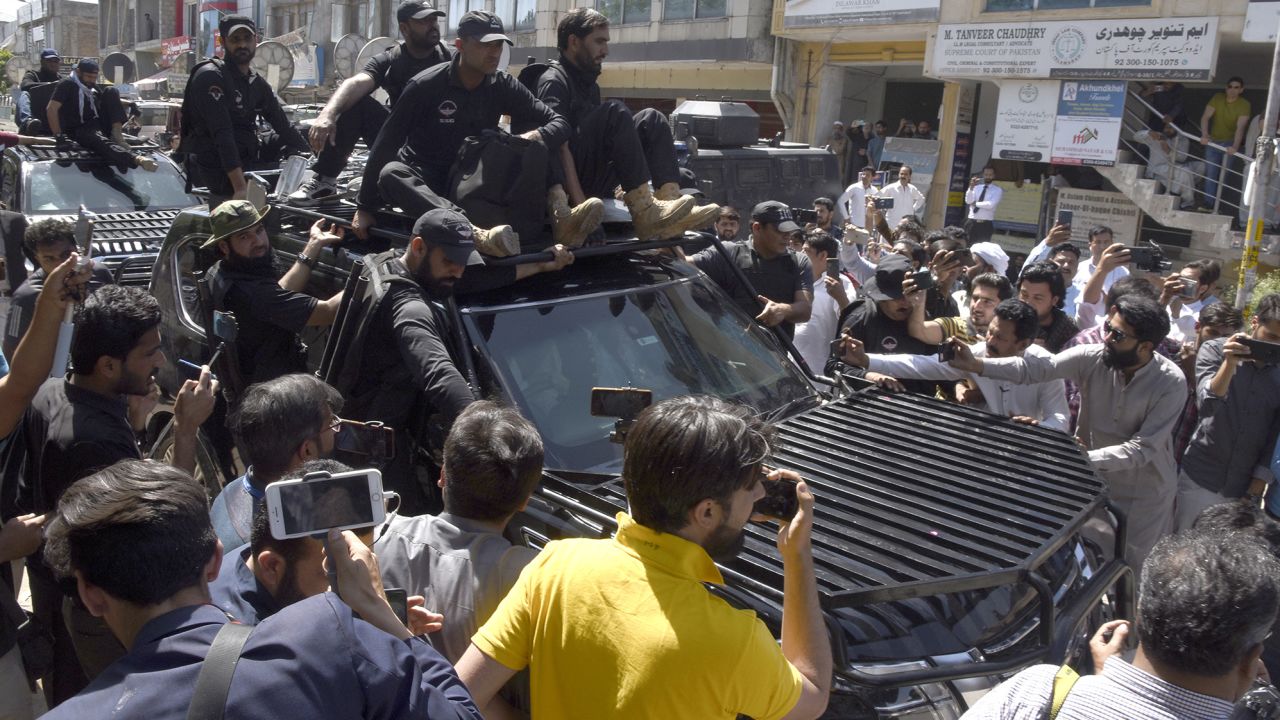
[469, 276, 814, 472]
[26, 160, 196, 214]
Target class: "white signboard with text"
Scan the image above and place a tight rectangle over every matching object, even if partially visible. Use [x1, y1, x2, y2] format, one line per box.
[1056, 189, 1141, 247]
[1245, 0, 1280, 42]
[783, 0, 939, 28]
[1050, 81, 1125, 166]
[992, 80, 1059, 162]
[931, 17, 1218, 81]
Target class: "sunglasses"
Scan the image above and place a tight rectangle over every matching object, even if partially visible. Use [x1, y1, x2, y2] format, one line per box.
[1102, 321, 1129, 343]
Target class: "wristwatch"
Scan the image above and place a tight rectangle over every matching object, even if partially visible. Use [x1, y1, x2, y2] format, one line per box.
[296, 252, 319, 270]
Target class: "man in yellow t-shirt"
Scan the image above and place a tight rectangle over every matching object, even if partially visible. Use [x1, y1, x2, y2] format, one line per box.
[1198, 76, 1251, 212]
[455, 395, 833, 720]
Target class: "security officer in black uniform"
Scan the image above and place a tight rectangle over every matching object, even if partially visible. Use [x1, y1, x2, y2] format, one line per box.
[526, 8, 719, 240]
[352, 10, 571, 256]
[290, 0, 453, 205]
[46, 59, 157, 173]
[18, 48, 62, 133]
[180, 15, 309, 207]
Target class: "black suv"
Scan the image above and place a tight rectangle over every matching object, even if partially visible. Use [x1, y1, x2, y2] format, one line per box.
[150, 202, 1130, 718]
[0, 143, 197, 290]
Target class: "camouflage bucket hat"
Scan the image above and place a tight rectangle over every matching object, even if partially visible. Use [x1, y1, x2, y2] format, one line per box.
[203, 200, 270, 248]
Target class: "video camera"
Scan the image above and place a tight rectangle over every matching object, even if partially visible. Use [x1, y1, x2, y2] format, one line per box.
[791, 207, 819, 225]
[1120, 241, 1173, 274]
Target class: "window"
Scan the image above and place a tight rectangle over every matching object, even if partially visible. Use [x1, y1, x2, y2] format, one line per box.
[596, 0, 651, 25]
[664, 0, 725, 20]
[987, 0, 1148, 8]
[515, 0, 535, 31]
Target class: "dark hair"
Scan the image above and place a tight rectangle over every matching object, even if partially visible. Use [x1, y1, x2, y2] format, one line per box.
[557, 7, 609, 51]
[972, 272, 1013, 300]
[1185, 259, 1221, 288]
[1087, 225, 1114, 240]
[1193, 500, 1280, 558]
[249, 458, 350, 559]
[803, 228, 838, 258]
[70, 285, 161, 375]
[624, 396, 775, 535]
[43, 460, 217, 606]
[926, 230, 965, 258]
[1138, 530, 1279, 677]
[1228, 76, 1245, 87]
[893, 221, 925, 246]
[982, 164, 995, 173]
[228, 374, 344, 478]
[1256, 294, 1280, 325]
[24, 218, 75, 253]
[1050, 243, 1081, 260]
[1105, 275, 1158, 307]
[860, 165, 875, 173]
[892, 237, 928, 268]
[1017, 261, 1066, 309]
[994, 299, 1039, 342]
[813, 197, 834, 211]
[942, 225, 969, 243]
[719, 206, 739, 221]
[1113, 294, 1171, 346]
[1199, 302, 1244, 331]
[442, 401, 544, 521]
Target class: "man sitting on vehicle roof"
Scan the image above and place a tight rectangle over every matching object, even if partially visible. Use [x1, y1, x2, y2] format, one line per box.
[519, 8, 719, 245]
[18, 48, 63, 134]
[203, 200, 344, 386]
[47, 59, 157, 174]
[289, 0, 453, 206]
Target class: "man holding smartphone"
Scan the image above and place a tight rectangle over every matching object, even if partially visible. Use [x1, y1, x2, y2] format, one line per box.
[456, 396, 831, 719]
[793, 230, 853, 375]
[963, 166, 1002, 243]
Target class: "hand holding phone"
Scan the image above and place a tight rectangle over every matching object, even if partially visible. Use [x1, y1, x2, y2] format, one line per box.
[825, 257, 840, 279]
[266, 469, 386, 539]
[754, 473, 799, 521]
[1057, 209, 1073, 228]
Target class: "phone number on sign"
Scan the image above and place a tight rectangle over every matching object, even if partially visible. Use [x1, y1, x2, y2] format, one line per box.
[1115, 58, 1183, 66]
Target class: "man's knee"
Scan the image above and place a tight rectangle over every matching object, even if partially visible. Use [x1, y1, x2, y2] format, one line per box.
[633, 107, 667, 128]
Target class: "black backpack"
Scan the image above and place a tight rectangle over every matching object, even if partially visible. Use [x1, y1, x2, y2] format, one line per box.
[318, 249, 417, 399]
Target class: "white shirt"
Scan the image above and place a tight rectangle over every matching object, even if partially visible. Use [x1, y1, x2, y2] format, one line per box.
[964, 181, 1003, 222]
[1072, 257, 1129, 303]
[867, 343, 1069, 432]
[880, 181, 925, 227]
[1168, 294, 1218, 344]
[794, 273, 855, 374]
[837, 182, 879, 224]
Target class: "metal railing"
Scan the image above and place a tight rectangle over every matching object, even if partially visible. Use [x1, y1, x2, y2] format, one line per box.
[1120, 89, 1254, 218]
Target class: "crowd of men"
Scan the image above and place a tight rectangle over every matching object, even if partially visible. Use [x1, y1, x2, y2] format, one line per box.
[0, 4, 1277, 720]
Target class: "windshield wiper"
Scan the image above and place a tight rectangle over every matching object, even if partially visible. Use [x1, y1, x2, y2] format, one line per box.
[762, 393, 822, 423]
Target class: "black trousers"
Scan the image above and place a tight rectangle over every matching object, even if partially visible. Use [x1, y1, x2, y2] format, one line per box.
[554, 103, 680, 197]
[965, 218, 994, 243]
[197, 132, 291, 208]
[378, 161, 462, 218]
[71, 125, 135, 172]
[28, 564, 86, 707]
[312, 96, 388, 178]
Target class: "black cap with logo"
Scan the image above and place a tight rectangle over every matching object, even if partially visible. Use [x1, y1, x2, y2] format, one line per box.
[751, 201, 800, 233]
[219, 14, 256, 39]
[396, 0, 445, 24]
[457, 10, 512, 45]
[862, 253, 912, 302]
[413, 208, 483, 266]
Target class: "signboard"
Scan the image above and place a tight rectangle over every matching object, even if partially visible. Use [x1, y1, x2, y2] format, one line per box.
[931, 17, 1218, 81]
[1245, 0, 1280, 42]
[160, 36, 194, 69]
[1050, 80, 1125, 166]
[783, 0, 939, 28]
[1056, 189, 1141, 246]
[992, 80, 1059, 162]
[993, 181, 1044, 235]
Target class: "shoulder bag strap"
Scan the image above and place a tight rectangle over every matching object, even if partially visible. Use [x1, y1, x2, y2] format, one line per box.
[186, 621, 254, 720]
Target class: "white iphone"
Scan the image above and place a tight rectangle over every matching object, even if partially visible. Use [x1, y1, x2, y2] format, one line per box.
[265, 469, 386, 540]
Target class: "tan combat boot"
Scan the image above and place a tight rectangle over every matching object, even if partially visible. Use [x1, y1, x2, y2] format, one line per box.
[623, 184, 694, 240]
[471, 223, 520, 257]
[547, 186, 603, 248]
[654, 182, 720, 238]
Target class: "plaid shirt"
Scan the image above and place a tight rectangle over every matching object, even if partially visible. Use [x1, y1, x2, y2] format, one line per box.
[1062, 325, 1182, 433]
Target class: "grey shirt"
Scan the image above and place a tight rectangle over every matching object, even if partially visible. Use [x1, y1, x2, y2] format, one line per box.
[373, 512, 537, 663]
[1181, 337, 1280, 497]
[980, 345, 1186, 495]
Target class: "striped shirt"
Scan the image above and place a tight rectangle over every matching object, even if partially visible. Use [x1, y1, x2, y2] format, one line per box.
[962, 658, 1234, 720]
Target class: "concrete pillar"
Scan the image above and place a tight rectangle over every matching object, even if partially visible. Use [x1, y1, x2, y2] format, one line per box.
[814, 62, 845, 145]
[926, 79, 961, 229]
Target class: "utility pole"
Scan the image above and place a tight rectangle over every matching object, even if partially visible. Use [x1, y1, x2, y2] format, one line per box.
[1236, 17, 1280, 309]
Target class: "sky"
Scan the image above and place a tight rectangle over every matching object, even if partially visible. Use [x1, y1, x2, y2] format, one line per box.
[0, 0, 99, 23]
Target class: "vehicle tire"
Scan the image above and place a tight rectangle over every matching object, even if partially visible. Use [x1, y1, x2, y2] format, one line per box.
[147, 414, 228, 499]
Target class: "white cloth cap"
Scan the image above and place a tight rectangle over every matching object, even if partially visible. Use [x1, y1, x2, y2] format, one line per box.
[970, 241, 1009, 276]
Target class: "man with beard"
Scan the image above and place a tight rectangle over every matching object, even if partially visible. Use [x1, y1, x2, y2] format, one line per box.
[715, 206, 741, 242]
[203, 200, 344, 385]
[522, 8, 719, 243]
[1017, 260, 1078, 352]
[947, 294, 1186, 574]
[342, 208, 572, 515]
[46, 58, 157, 173]
[181, 15, 309, 206]
[290, 0, 452, 205]
[19, 284, 218, 705]
[456, 395, 831, 719]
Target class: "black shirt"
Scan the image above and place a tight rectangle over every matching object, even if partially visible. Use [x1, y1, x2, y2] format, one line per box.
[357, 55, 571, 209]
[829, 298, 938, 395]
[1040, 308, 1079, 353]
[209, 259, 317, 385]
[50, 77, 97, 132]
[532, 57, 601, 131]
[362, 41, 453, 106]
[3, 262, 114, 359]
[688, 241, 810, 338]
[20, 67, 60, 92]
[183, 59, 308, 172]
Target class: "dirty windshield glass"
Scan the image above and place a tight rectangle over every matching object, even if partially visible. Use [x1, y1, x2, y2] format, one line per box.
[471, 277, 814, 472]
[28, 160, 197, 213]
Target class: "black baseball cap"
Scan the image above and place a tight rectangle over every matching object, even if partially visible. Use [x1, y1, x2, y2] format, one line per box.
[77, 58, 100, 73]
[457, 10, 512, 45]
[862, 253, 911, 302]
[751, 201, 800, 233]
[219, 14, 256, 39]
[397, 0, 445, 24]
[413, 208, 483, 266]
[40, 48, 59, 61]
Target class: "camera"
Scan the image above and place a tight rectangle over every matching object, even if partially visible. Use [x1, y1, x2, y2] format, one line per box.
[908, 269, 935, 292]
[754, 475, 799, 520]
[791, 207, 819, 225]
[873, 197, 895, 210]
[1231, 680, 1280, 720]
[937, 342, 957, 362]
[1242, 337, 1280, 366]
[1121, 242, 1173, 273]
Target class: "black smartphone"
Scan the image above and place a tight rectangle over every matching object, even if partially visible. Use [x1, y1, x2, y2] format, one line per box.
[754, 476, 799, 521]
[1242, 337, 1280, 365]
[825, 257, 840, 279]
[335, 420, 396, 467]
[908, 269, 935, 291]
[590, 387, 653, 420]
[874, 197, 895, 210]
[949, 248, 973, 266]
[385, 587, 408, 626]
[1057, 209, 1073, 227]
[938, 342, 957, 362]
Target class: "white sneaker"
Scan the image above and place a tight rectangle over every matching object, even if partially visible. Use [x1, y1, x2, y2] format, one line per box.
[288, 177, 339, 206]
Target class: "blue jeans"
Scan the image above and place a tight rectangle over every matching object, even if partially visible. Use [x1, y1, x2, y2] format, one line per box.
[1203, 144, 1227, 207]
[15, 90, 30, 125]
